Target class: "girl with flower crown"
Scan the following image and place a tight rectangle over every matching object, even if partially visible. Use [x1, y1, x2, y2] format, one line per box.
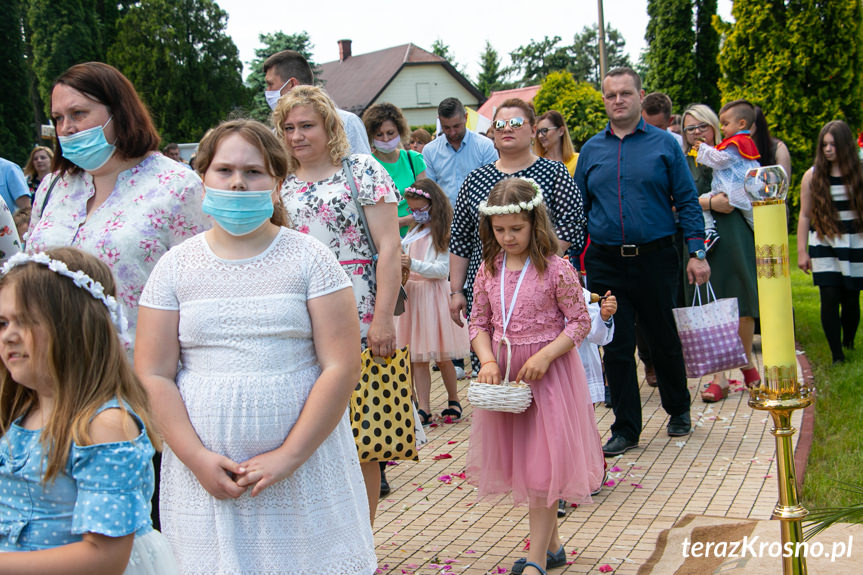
[396, 178, 470, 425]
[449, 99, 587, 376]
[0, 247, 176, 573]
[467, 178, 605, 575]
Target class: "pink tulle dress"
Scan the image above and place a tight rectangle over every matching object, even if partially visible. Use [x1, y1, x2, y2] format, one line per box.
[396, 229, 470, 361]
[467, 254, 605, 508]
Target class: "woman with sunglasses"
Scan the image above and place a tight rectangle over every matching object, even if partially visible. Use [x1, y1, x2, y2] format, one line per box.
[681, 104, 760, 400]
[533, 110, 578, 176]
[449, 99, 587, 369]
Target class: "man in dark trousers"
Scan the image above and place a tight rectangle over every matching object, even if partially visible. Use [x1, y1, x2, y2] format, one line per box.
[575, 68, 710, 456]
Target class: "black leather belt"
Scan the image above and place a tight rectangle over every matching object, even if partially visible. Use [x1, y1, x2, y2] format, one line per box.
[591, 235, 674, 257]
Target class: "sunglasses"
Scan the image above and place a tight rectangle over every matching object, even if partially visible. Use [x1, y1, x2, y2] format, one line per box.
[683, 122, 711, 135]
[494, 117, 525, 131]
[536, 127, 557, 136]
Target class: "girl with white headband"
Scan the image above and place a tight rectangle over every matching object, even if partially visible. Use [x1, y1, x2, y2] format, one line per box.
[467, 178, 605, 575]
[0, 246, 176, 574]
[396, 178, 470, 426]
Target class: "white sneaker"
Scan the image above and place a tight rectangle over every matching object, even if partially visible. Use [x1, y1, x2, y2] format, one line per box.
[455, 366, 467, 380]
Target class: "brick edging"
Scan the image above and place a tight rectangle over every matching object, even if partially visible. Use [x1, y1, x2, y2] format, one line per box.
[794, 344, 816, 493]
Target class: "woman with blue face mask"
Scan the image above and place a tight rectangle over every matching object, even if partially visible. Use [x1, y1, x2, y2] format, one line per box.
[135, 119, 376, 575]
[362, 102, 427, 236]
[27, 62, 209, 352]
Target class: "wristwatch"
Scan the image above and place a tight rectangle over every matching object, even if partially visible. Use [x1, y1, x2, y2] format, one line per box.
[690, 249, 706, 260]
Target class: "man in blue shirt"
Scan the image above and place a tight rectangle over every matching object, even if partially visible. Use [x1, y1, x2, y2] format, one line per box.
[575, 68, 710, 456]
[422, 98, 498, 206]
[0, 157, 31, 213]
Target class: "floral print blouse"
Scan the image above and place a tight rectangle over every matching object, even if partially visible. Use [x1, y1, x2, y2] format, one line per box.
[0, 200, 21, 263]
[27, 153, 209, 347]
[281, 154, 399, 343]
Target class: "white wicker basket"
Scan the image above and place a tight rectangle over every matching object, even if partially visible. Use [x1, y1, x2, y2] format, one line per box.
[467, 337, 533, 413]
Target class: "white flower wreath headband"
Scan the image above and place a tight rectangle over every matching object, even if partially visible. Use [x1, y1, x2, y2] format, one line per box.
[1, 252, 130, 345]
[478, 177, 544, 216]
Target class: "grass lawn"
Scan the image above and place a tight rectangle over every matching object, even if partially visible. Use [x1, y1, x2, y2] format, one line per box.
[789, 236, 863, 509]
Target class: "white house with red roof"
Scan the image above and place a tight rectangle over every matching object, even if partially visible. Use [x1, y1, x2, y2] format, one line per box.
[318, 40, 485, 126]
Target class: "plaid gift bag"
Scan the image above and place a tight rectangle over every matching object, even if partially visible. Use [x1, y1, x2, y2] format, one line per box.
[673, 282, 749, 378]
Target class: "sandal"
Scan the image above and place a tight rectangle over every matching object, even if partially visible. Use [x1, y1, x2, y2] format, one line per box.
[741, 365, 761, 388]
[512, 546, 564, 574]
[701, 383, 729, 403]
[417, 409, 432, 426]
[511, 559, 549, 575]
[701, 373, 729, 403]
[440, 400, 462, 422]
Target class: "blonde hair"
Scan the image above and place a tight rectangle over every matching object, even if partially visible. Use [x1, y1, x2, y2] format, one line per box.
[0, 247, 158, 482]
[479, 178, 559, 276]
[533, 110, 576, 163]
[23, 146, 54, 178]
[681, 104, 720, 150]
[272, 85, 350, 172]
[195, 119, 290, 228]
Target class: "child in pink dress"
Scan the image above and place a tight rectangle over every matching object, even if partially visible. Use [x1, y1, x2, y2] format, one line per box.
[467, 178, 605, 575]
[396, 179, 470, 425]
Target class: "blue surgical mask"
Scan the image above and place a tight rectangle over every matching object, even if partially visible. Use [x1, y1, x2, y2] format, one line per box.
[202, 187, 274, 236]
[412, 208, 431, 224]
[57, 116, 116, 171]
[265, 79, 291, 111]
[374, 136, 401, 153]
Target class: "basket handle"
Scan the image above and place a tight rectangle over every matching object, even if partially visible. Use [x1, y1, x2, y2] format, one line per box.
[496, 336, 513, 384]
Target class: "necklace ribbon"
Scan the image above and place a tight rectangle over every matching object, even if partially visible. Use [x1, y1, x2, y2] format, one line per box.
[500, 254, 531, 340]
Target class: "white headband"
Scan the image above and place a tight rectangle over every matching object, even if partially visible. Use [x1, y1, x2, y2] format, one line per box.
[478, 177, 544, 216]
[1, 252, 130, 345]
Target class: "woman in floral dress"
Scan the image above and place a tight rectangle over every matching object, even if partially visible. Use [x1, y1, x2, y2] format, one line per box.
[276, 86, 402, 524]
[27, 62, 209, 349]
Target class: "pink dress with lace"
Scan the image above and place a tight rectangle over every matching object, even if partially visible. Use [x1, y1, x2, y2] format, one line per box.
[467, 254, 605, 508]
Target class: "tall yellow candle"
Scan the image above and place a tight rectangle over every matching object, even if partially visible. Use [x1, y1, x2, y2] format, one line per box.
[752, 200, 797, 394]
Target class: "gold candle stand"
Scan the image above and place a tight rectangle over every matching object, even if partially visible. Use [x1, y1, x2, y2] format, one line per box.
[747, 166, 812, 575]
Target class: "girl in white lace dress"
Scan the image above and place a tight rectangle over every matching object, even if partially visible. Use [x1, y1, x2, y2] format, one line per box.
[135, 120, 376, 575]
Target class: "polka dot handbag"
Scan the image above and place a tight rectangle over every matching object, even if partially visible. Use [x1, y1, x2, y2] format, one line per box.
[350, 346, 418, 462]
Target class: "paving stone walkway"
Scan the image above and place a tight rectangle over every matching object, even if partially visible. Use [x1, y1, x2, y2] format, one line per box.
[372, 341, 804, 574]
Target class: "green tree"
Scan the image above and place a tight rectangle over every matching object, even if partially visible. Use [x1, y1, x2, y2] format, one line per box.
[508, 36, 572, 87]
[108, 0, 249, 143]
[569, 25, 632, 88]
[476, 41, 504, 97]
[431, 38, 465, 74]
[0, 0, 34, 163]
[694, 0, 720, 111]
[28, 0, 105, 112]
[431, 38, 454, 61]
[642, 0, 698, 110]
[245, 31, 316, 122]
[533, 71, 606, 150]
[718, 0, 863, 212]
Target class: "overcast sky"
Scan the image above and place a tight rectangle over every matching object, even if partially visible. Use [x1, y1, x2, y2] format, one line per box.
[218, 0, 734, 81]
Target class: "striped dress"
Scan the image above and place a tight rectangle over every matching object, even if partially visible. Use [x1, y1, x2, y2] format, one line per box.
[808, 174, 863, 289]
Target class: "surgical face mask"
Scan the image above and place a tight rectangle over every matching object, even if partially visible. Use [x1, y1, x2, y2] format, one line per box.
[202, 187, 274, 236]
[57, 116, 116, 171]
[412, 208, 431, 224]
[373, 136, 401, 153]
[265, 78, 291, 110]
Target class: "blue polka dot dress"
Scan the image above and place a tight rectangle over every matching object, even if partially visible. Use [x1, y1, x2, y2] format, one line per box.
[0, 399, 177, 573]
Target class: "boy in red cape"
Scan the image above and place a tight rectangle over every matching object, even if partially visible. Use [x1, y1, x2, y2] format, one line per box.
[691, 100, 762, 250]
